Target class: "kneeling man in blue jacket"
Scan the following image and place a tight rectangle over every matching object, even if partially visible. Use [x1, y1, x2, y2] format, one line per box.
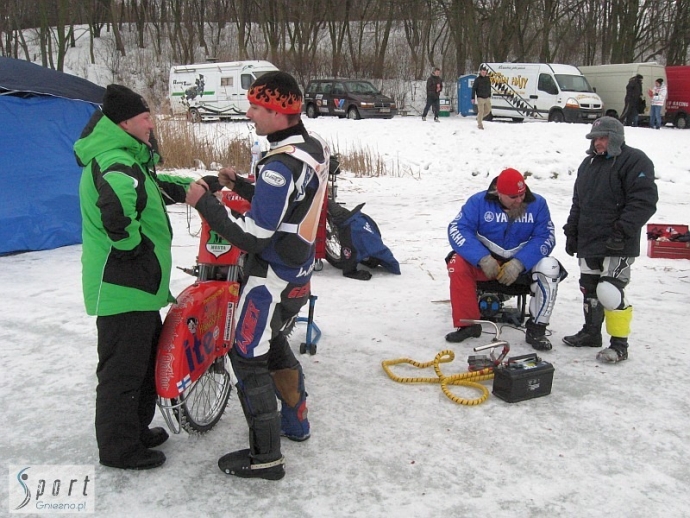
[445, 168, 562, 350]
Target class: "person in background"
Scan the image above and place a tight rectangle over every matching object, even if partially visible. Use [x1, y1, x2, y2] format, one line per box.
[563, 116, 658, 363]
[622, 74, 643, 127]
[471, 65, 492, 130]
[445, 168, 562, 351]
[186, 71, 329, 481]
[75, 84, 219, 470]
[422, 67, 443, 122]
[648, 78, 667, 130]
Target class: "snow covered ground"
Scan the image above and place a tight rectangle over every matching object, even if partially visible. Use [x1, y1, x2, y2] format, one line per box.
[2, 113, 689, 517]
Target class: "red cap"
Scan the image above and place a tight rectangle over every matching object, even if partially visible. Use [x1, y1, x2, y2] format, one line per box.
[496, 168, 526, 196]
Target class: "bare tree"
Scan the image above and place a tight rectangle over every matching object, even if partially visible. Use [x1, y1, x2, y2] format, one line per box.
[326, 0, 351, 77]
[666, 0, 690, 65]
[284, 0, 327, 83]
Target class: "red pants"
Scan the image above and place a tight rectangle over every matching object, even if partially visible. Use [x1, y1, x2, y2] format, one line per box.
[446, 253, 490, 327]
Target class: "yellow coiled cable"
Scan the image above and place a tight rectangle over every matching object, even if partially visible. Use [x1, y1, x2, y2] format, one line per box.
[382, 350, 494, 406]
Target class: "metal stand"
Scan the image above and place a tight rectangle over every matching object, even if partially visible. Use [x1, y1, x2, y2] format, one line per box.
[298, 295, 321, 355]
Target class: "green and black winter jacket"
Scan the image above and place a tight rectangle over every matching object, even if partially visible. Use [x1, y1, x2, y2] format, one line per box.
[74, 111, 192, 316]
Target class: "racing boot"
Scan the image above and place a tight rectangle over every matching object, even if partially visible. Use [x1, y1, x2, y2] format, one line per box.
[597, 337, 629, 363]
[525, 319, 552, 351]
[562, 298, 604, 348]
[219, 350, 285, 480]
[597, 307, 632, 363]
[273, 365, 310, 442]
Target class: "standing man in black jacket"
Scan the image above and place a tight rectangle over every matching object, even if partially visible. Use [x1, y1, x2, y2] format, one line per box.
[622, 74, 643, 127]
[471, 65, 492, 130]
[422, 67, 443, 122]
[562, 117, 658, 363]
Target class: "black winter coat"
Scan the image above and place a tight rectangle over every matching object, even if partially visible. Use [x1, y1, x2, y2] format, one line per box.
[625, 77, 642, 104]
[472, 75, 492, 99]
[564, 144, 657, 258]
[426, 75, 443, 99]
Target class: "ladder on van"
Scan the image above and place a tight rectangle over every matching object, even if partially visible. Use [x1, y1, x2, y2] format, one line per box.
[483, 64, 545, 120]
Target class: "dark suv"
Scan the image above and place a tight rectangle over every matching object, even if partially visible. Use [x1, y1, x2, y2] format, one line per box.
[303, 79, 397, 120]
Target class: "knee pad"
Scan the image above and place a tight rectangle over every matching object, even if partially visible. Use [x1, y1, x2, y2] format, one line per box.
[229, 349, 281, 458]
[272, 365, 305, 409]
[605, 306, 633, 338]
[532, 256, 560, 279]
[230, 349, 277, 418]
[529, 257, 560, 325]
[596, 278, 627, 311]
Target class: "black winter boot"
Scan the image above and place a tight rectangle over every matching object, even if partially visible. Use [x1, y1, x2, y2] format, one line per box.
[563, 298, 604, 348]
[218, 449, 285, 480]
[525, 319, 551, 351]
[445, 324, 483, 343]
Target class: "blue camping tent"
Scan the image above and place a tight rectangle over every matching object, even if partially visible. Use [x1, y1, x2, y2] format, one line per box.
[0, 57, 105, 254]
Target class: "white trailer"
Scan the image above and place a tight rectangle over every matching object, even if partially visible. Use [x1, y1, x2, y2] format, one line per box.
[169, 60, 278, 122]
[482, 63, 603, 123]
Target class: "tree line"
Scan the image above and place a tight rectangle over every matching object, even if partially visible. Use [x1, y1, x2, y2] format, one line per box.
[1, 0, 688, 84]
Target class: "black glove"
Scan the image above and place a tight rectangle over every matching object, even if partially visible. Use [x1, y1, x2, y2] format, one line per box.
[201, 175, 222, 193]
[565, 236, 578, 256]
[605, 234, 625, 253]
[344, 269, 372, 281]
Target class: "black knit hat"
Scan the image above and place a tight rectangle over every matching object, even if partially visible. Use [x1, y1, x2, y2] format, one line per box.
[102, 84, 150, 124]
[247, 71, 302, 114]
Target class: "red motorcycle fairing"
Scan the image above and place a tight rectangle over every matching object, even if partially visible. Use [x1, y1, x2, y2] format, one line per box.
[155, 280, 240, 399]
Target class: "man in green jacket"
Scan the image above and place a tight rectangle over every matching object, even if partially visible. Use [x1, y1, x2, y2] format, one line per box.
[74, 84, 216, 470]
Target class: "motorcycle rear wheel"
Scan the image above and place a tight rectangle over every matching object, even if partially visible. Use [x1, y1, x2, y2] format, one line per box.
[324, 214, 344, 269]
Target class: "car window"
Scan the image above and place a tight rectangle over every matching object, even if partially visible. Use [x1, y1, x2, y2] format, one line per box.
[241, 74, 254, 90]
[555, 74, 594, 93]
[345, 81, 378, 95]
[322, 82, 332, 94]
[332, 82, 345, 95]
[538, 73, 559, 95]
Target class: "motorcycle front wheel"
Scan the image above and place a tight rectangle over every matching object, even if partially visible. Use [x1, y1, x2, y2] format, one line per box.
[176, 354, 234, 434]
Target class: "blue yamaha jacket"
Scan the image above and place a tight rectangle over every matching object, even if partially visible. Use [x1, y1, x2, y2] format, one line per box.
[448, 177, 555, 271]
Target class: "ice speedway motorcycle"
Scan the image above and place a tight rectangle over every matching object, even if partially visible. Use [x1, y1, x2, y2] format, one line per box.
[154, 157, 341, 434]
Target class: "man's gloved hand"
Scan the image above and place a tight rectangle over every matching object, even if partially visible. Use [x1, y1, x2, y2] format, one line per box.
[565, 235, 578, 256]
[497, 258, 523, 286]
[201, 175, 223, 193]
[605, 234, 625, 254]
[478, 255, 500, 279]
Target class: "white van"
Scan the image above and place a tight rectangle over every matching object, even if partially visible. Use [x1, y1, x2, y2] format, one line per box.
[169, 60, 278, 122]
[579, 63, 667, 123]
[482, 63, 603, 123]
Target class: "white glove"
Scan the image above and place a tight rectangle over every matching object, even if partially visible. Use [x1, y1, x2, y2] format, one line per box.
[478, 255, 500, 279]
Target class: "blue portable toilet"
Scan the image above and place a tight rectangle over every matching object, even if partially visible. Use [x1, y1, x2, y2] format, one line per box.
[458, 74, 477, 116]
